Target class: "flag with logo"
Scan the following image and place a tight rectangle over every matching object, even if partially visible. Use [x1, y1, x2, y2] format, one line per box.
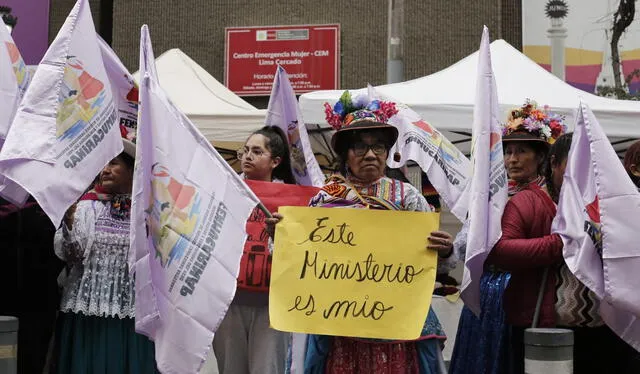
[131, 25, 261, 373]
[377, 91, 472, 222]
[0, 18, 33, 204]
[0, 0, 122, 225]
[266, 65, 324, 187]
[458, 26, 508, 315]
[98, 36, 139, 142]
[0, 18, 31, 145]
[553, 100, 640, 350]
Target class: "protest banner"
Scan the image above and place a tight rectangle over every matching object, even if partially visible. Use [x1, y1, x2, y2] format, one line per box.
[553, 100, 640, 350]
[0, 0, 122, 225]
[460, 26, 508, 315]
[270, 206, 439, 340]
[0, 20, 32, 203]
[239, 180, 320, 292]
[131, 25, 261, 373]
[371, 85, 472, 222]
[98, 36, 138, 140]
[0, 18, 30, 143]
[265, 66, 324, 187]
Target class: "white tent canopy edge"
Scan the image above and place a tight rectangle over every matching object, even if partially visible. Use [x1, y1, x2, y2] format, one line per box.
[132, 48, 266, 142]
[299, 39, 640, 157]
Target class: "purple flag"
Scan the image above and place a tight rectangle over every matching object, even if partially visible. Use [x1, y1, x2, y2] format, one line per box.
[131, 25, 260, 373]
[367, 84, 472, 222]
[98, 36, 138, 142]
[0, 18, 32, 204]
[266, 65, 324, 186]
[0, 0, 122, 226]
[0, 19, 31, 143]
[553, 100, 640, 350]
[459, 27, 508, 315]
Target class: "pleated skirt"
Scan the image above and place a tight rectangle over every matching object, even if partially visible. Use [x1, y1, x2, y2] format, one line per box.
[53, 312, 159, 374]
[449, 271, 511, 374]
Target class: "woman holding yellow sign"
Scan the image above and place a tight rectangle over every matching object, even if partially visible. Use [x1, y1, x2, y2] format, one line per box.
[267, 91, 455, 374]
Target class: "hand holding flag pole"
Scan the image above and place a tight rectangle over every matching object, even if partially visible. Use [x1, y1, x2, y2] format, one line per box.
[257, 201, 273, 219]
[133, 24, 269, 373]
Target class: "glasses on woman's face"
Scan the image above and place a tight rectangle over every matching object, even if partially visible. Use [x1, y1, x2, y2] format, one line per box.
[237, 148, 270, 160]
[351, 142, 387, 157]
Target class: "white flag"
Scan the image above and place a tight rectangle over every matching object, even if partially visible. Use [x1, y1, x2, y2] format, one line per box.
[379, 94, 472, 221]
[0, 0, 122, 225]
[98, 36, 138, 142]
[0, 18, 33, 204]
[459, 26, 508, 315]
[0, 18, 31, 143]
[266, 65, 324, 186]
[131, 25, 260, 373]
[553, 101, 640, 350]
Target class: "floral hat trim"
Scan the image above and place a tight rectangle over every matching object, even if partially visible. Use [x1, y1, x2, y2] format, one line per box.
[323, 91, 399, 131]
[502, 99, 567, 144]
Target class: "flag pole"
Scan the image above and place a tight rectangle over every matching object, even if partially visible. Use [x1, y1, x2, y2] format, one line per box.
[257, 201, 272, 218]
[531, 267, 549, 328]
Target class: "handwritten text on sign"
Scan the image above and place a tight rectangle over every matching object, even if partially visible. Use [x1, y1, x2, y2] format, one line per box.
[270, 206, 439, 340]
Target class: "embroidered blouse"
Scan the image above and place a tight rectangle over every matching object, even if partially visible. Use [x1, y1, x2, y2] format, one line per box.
[54, 200, 135, 318]
[310, 175, 456, 276]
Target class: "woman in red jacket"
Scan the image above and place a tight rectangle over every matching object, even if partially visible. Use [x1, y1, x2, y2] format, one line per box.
[486, 100, 566, 373]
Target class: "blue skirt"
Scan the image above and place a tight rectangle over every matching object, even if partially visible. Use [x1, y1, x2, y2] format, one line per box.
[53, 312, 159, 374]
[449, 271, 511, 374]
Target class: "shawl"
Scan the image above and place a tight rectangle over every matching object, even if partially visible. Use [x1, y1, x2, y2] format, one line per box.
[309, 174, 407, 210]
[79, 185, 131, 220]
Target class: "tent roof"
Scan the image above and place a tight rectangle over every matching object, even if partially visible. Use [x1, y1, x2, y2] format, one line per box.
[133, 48, 265, 142]
[300, 40, 640, 155]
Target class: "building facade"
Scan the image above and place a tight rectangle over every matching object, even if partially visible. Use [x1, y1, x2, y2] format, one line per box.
[49, 0, 522, 107]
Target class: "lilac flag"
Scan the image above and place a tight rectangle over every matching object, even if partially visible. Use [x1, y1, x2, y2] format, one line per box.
[553, 100, 640, 350]
[266, 65, 324, 187]
[366, 84, 472, 221]
[98, 36, 138, 142]
[0, 0, 122, 225]
[0, 19, 31, 143]
[0, 19, 32, 204]
[131, 25, 260, 373]
[266, 66, 322, 372]
[379, 93, 472, 222]
[459, 27, 508, 315]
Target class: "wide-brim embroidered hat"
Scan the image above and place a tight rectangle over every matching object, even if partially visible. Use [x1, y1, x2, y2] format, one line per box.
[324, 91, 399, 153]
[502, 99, 567, 146]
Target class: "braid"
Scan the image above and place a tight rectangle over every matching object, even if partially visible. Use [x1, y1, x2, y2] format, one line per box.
[545, 133, 573, 201]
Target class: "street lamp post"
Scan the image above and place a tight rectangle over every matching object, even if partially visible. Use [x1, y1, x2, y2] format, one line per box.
[387, 0, 404, 84]
[545, 0, 569, 81]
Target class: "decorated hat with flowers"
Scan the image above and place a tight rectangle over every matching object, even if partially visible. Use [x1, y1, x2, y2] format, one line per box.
[324, 91, 400, 153]
[502, 99, 567, 145]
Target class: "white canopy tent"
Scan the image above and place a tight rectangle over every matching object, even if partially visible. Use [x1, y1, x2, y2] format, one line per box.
[299, 39, 640, 243]
[133, 48, 266, 143]
[300, 39, 640, 158]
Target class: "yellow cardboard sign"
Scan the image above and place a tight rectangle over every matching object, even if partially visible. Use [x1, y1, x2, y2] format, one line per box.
[270, 206, 439, 340]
